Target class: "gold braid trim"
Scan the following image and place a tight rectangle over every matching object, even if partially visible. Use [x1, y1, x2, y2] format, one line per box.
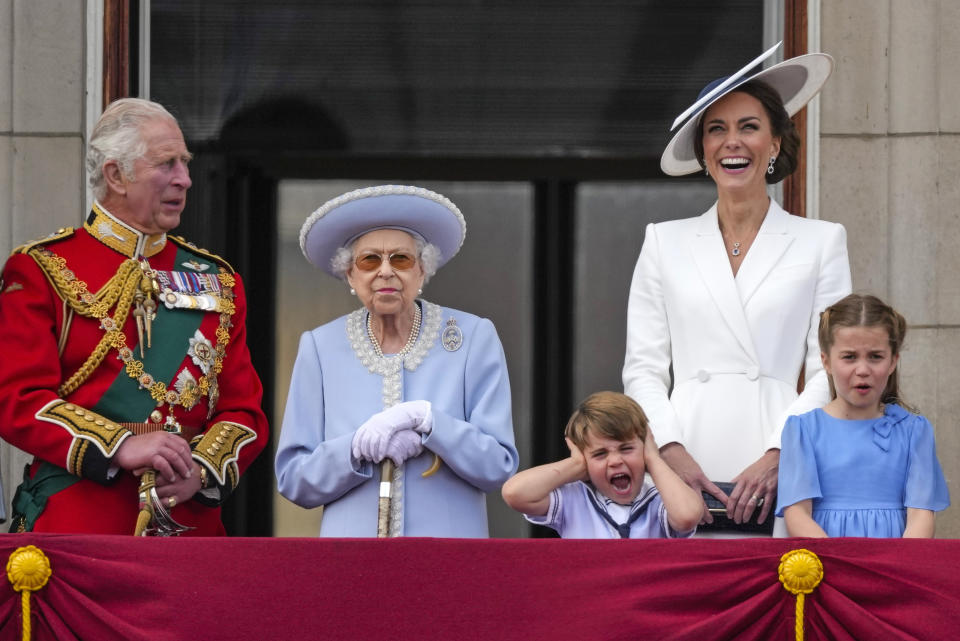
[168, 235, 236, 274]
[12, 227, 75, 255]
[35, 399, 131, 463]
[29, 249, 143, 396]
[192, 421, 258, 488]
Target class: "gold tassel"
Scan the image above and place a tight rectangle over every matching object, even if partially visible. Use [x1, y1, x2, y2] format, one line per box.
[778, 548, 824, 641]
[6, 545, 52, 641]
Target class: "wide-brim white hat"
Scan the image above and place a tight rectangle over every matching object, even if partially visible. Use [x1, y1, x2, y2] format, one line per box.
[661, 42, 834, 176]
[300, 184, 466, 277]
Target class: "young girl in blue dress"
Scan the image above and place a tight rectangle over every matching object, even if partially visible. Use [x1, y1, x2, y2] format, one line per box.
[776, 293, 949, 537]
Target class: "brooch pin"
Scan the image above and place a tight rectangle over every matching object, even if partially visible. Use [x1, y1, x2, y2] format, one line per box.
[181, 260, 210, 272]
[188, 330, 216, 374]
[441, 317, 463, 352]
[174, 369, 200, 410]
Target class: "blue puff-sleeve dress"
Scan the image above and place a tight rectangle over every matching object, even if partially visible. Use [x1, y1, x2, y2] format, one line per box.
[776, 404, 950, 537]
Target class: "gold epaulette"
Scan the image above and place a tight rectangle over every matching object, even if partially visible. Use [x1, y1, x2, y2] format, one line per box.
[168, 236, 235, 274]
[12, 227, 76, 255]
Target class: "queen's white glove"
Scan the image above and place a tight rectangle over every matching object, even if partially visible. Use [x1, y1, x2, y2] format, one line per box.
[351, 400, 432, 462]
[382, 429, 424, 465]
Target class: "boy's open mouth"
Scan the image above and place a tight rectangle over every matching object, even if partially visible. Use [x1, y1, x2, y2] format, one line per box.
[610, 473, 631, 492]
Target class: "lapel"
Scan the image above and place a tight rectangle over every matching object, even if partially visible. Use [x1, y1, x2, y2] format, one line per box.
[691, 204, 759, 361]
[735, 201, 795, 306]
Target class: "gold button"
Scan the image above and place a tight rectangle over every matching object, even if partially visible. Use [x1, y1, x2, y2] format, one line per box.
[64, 404, 75, 410]
[206, 447, 215, 456]
[95, 420, 104, 426]
[84, 414, 95, 421]
[215, 436, 225, 444]
[74, 408, 84, 416]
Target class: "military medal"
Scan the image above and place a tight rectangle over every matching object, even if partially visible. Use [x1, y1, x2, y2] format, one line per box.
[181, 260, 210, 272]
[188, 330, 216, 374]
[155, 269, 232, 313]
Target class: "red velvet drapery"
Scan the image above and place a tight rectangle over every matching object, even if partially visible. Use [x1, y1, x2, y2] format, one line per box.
[0, 534, 957, 641]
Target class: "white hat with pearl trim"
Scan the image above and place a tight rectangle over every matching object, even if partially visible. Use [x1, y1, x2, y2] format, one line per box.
[660, 41, 834, 176]
[300, 184, 467, 277]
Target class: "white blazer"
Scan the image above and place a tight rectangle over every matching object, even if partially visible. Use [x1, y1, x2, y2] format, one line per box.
[623, 200, 852, 481]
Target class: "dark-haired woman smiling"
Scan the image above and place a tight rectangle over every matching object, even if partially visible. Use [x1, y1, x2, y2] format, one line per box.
[623, 46, 852, 535]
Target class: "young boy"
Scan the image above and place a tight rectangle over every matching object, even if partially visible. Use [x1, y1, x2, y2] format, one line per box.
[502, 391, 702, 538]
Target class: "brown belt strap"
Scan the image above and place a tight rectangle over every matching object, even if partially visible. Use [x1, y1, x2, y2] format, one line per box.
[118, 422, 186, 437]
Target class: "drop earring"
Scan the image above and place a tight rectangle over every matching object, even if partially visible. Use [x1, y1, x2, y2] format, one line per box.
[767, 156, 776, 175]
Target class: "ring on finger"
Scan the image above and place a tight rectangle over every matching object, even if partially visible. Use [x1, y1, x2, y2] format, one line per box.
[167, 496, 177, 509]
[749, 494, 760, 503]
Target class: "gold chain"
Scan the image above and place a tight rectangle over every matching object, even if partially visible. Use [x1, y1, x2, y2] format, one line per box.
[32, 248, 235, 411]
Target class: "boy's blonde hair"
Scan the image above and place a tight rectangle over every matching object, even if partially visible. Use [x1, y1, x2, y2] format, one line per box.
[565, 391, 648, 450]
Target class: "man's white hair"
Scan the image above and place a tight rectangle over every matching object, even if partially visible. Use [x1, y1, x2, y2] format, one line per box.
[86, 98, 179, 200]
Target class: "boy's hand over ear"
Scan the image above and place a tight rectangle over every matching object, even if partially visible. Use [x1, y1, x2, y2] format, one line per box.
[565, 437, 589, 482]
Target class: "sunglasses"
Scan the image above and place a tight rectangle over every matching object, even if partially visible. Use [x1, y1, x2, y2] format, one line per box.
[354, 252, 418, 272]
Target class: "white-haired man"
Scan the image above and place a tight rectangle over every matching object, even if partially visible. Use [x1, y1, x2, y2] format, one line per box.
[0, 98, 268, 535]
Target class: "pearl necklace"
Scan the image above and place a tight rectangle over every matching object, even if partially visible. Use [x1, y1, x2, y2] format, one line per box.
[367, 303, 422, 358]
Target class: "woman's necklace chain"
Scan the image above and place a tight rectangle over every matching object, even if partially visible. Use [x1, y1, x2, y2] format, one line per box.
[720, 224, 760, 258]
[367, 303, 422, 358]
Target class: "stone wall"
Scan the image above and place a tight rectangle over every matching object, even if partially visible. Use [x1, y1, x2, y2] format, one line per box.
[820, 0, 960, 535]
[0, 0, 88, 517]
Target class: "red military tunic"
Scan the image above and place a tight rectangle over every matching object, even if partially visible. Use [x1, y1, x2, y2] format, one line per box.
[0, 203, 268, 535]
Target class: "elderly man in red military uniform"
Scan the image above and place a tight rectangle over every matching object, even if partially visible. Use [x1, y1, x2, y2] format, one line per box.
[0, 98, 268, 535]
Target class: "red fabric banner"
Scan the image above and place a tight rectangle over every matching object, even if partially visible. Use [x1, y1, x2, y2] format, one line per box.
[0, 534, 957, 641]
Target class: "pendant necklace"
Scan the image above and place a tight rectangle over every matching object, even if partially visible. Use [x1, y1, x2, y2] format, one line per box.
[731, 242, 742, 257]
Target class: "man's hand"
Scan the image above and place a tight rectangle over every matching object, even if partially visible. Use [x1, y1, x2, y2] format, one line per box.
[115, 432, 194, 482]
[154, 460, 206, 508]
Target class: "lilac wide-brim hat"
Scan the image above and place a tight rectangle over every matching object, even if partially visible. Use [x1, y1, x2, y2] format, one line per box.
[660, 41, 834, 176]
[300, 184, 467, 277]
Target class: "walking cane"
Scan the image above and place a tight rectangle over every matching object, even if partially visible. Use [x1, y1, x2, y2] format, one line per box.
[377, 460, 395, 537]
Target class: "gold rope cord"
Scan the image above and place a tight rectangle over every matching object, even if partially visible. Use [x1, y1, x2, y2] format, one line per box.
[6, 545, 52, 641]
[778, 548, 824, 641]
[32, 250, 236, 406]
[30, 250, 142, 396]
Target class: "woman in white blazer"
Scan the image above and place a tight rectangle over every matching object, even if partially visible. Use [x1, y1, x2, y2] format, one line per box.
[623, 46, 852, 534]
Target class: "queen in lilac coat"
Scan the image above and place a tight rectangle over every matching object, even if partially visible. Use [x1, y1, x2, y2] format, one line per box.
[275, 185, 518, 537]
